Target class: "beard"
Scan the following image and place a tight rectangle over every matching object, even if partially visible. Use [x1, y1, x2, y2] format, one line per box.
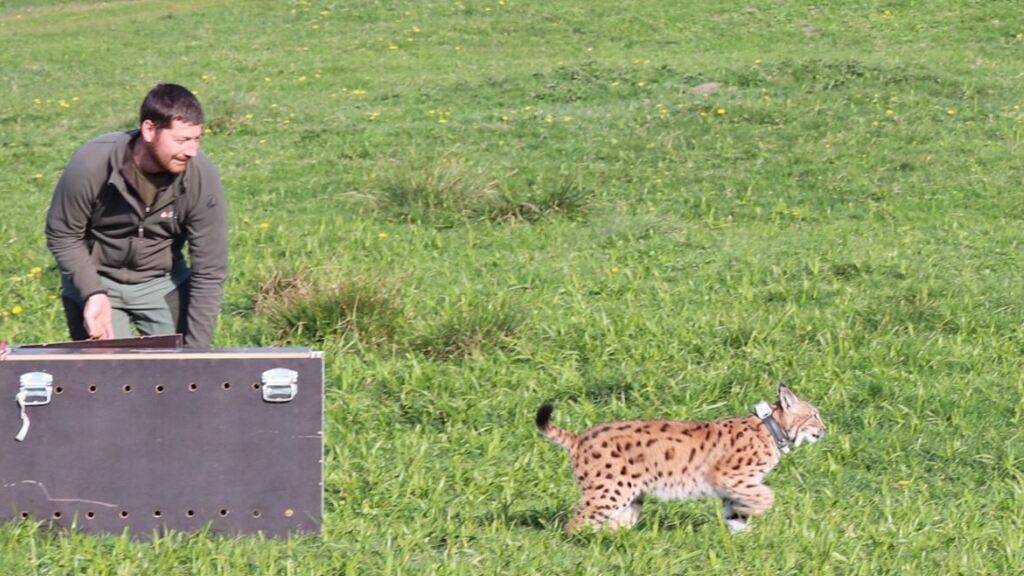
[141, 140, 189, 174]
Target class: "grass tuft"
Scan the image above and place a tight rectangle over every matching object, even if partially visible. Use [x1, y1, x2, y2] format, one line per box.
[408, 297, 524, 360]
[372, 157, 500, 225]
[253, 269, 405, 347]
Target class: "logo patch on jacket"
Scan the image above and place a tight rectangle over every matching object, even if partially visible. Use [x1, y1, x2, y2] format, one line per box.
[159, 208, 175, 219]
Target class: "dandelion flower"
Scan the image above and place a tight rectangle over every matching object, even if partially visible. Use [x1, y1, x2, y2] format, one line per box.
[885, 109, 895, 116]
[947, 109, 957, 116]
[11, 305, 23, 315]
[33, 173, 43, 179]
[716, 108, 726, 115]
[378, 232, 390, 239]
[58, 100, 70, 108]
[259, 222, 271, 230]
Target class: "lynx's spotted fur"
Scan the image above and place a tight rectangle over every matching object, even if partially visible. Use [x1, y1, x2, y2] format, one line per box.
[536, 386, 825, 533]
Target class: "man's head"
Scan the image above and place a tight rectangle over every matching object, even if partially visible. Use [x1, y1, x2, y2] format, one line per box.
[137, 83, 204, 174]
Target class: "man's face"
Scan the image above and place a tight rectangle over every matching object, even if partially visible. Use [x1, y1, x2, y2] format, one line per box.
[140, 119, 202, 174]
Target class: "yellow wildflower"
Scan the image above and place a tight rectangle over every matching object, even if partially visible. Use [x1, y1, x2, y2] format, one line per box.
[716, 107, 726, 115]
[946, 109, 957, 116]
[378, 232, 390, 239]
[11, 305, 23, 315]
[259, 222, 271, 230]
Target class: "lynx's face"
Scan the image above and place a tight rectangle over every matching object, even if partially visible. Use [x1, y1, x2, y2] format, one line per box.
[776, 386, 826, 447]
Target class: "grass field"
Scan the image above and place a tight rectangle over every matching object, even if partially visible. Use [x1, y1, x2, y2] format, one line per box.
[2, 0, 1024, 573]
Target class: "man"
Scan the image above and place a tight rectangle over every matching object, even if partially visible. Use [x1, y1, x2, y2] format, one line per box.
[45, 83, 227, 348]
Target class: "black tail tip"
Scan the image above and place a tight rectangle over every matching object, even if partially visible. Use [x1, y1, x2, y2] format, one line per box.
[536, 403, 554, 430]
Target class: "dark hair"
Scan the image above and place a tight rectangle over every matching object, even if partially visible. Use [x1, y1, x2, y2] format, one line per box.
[139, 83, 204, 128]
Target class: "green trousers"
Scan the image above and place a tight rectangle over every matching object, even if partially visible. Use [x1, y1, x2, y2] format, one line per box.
[60, 272, 189, 340]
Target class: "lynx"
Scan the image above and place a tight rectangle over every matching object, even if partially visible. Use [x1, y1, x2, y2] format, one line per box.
[536, 385, 825, 533]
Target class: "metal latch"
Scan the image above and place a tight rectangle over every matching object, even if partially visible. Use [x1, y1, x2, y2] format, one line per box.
[19, 372, 53, 406]
[15, 372, 53, 441]
[261, 368, 298, 403]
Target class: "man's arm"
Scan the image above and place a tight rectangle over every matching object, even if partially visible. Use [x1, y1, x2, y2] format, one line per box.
[182, 156, 228, 348]
[45, 149, 109, 302]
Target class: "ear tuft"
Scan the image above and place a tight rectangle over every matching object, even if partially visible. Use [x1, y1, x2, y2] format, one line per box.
[778, 384, 799, 411]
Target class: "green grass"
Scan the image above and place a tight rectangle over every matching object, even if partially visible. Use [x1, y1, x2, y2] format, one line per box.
[2, 0, 1024, 573]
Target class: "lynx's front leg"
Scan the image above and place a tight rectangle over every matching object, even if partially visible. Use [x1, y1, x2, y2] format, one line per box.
[721, 499, 747, 533]
[719, 483, 774, 534]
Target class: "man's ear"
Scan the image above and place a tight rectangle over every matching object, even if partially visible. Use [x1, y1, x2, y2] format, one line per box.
[140, 119, 158, 143]
[778, 384, 799, 412]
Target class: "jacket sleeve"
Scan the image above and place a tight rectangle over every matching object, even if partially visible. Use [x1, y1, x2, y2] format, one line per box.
[182, 156, 228, 348]
[44, 147, 108, 300]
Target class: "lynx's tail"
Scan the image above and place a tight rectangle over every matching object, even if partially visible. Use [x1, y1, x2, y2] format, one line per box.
[535, 403, 579, 451]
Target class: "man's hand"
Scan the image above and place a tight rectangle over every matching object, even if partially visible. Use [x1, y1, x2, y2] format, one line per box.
[83, 293, 114, 339]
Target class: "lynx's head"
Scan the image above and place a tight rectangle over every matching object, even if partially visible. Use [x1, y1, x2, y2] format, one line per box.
[776, 385, 826, 447]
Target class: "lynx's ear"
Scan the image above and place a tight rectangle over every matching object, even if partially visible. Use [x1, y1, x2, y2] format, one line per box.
[778, 385, 799, 412]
